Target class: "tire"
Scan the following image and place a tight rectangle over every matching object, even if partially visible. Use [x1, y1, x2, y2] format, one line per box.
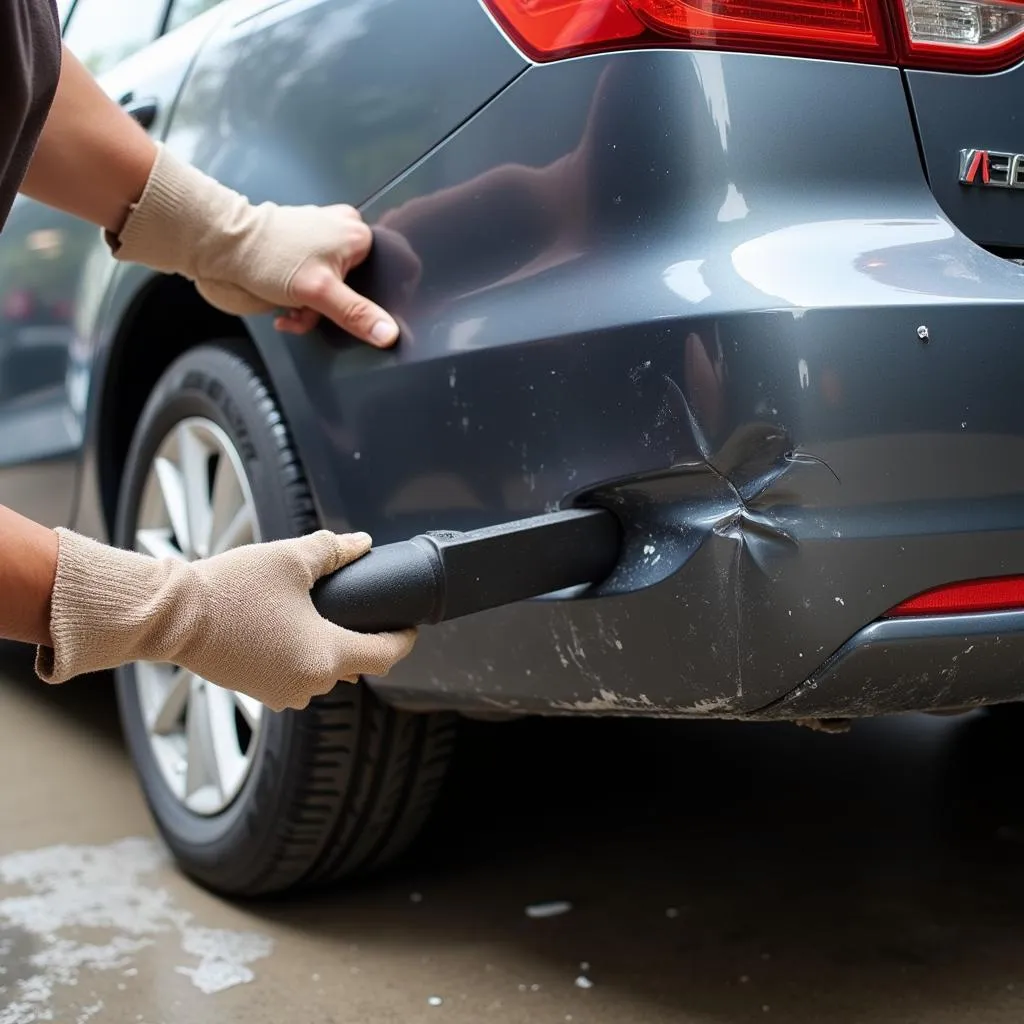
[113, 342, 457, 896]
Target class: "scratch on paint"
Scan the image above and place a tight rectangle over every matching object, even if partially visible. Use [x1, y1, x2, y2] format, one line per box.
[550, 625, 571, 669]
[594, 613, 624, 652]
[564, 621, 602, 684]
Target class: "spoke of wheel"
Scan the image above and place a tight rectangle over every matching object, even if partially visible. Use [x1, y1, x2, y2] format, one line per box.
[209, 454, 245, 555]
[233, 692, 263, 731]
[153, 456, 190, 556]
[206, 684, 248, 794]
[210, 504, 254, 557]
[178, 423, 213, 560]
[151, 667, 192, 736]
[135, 528, 188, 562]
[139, 417, 264, 815]
[185, 679, 221, 801]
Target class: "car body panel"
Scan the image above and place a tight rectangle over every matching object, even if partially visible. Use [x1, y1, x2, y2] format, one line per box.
[71, 0, 526, 533]
[342, 50, 1024, 717]
[906, 61, 1024, 251]
[71, 0, 526, 538]
[162, 0, 527, 207]
[765, 609, 1024, 719]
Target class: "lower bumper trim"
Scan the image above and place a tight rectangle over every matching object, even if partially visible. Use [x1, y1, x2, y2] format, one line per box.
[761, 610, 1024, 719]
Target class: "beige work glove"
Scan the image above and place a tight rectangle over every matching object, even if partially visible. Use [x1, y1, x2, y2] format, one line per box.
[104, 143, 400, 345]
[35, 529, 416, 712]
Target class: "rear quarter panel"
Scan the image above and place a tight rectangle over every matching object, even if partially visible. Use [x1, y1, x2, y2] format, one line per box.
[164, 0, 526, 207]
[153, 0, 525, 522]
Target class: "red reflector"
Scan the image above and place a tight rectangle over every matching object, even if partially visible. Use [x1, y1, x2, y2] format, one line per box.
[484, 0, 894, 62]
[887, 576, 1024, 617]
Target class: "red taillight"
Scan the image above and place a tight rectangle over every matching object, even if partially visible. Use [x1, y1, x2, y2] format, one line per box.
[482, 0, 647, 61]
[485, 0, 893, 62]
[887, 576, 1024, 617]
[631, 0, 894, 61]
[484, 0, 1024, 71]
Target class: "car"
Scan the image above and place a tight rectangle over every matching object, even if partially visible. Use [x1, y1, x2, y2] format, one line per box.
[5, 0, 1024, 895]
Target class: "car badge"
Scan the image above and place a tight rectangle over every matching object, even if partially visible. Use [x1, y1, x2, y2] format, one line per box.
[959, 149, 1024, 189]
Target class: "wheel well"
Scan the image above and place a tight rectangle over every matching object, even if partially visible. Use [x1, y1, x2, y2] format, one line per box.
[97, 275, 257, 533]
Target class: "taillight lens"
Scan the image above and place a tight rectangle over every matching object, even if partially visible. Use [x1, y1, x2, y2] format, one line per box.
[485, 0, 894, 62]
[898, 0, 1024, 71]
[484, 0, 1024, 70]
[482, 0, 647, 60]
[630, 0, 894, 61]
[887, 576, 1024, 616]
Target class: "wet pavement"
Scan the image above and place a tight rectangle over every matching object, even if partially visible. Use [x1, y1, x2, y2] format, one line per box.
[4, 641, 1024, 1023]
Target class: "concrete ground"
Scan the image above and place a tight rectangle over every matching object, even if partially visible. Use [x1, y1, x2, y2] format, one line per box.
[5, 646, 1024, 1023]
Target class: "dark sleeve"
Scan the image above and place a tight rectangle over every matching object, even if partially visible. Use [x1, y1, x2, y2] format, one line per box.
[0, 1, 61, 229]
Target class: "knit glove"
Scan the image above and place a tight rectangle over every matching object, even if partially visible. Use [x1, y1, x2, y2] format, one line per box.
[104, 143, 399, 346]
[35, 529, 415, 712]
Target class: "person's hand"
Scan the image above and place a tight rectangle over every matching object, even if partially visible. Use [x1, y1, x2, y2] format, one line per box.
[106, 144, 401, 348]
[36, 529, 416, 712]
[273, 217, 422, 338]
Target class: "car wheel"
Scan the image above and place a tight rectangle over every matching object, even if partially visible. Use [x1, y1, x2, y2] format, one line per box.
[113, 342, 456, 896]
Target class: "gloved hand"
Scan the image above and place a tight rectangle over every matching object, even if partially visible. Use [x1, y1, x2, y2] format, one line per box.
[35, 529, 415, 712]
[104, 143, 399, 346]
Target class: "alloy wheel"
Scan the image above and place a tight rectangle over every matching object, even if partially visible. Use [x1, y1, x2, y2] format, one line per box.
[132, 417, 263, 816]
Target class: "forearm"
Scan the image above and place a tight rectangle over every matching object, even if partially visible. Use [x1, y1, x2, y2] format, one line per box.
[16, 44, 400, 345]
[0, 506, 58, 646]
[18, 45, 156, 234]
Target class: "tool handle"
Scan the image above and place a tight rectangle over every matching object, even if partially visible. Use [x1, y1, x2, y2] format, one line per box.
[312, 538, 444, 633]
[311, 508, 620, 633]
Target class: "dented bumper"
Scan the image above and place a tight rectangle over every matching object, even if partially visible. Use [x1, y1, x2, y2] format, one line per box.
[264, 50, 1024, 719]
[364, 291, 1024, 719]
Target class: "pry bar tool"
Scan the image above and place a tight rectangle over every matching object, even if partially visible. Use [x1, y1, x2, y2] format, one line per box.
[311, 507, 620, 633]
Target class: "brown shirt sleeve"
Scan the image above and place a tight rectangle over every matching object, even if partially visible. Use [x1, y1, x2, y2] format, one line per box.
[0, 1, 61, 229]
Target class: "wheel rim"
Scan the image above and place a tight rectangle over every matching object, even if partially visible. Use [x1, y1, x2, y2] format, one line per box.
[132, 417, 264, 816]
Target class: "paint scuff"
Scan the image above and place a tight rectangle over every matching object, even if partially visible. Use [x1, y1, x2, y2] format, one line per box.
[553, 689, 655, 713]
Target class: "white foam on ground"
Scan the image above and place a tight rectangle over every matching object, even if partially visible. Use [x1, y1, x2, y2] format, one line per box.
[0, 838, 274, 1020]
[175, 927, 273, 995]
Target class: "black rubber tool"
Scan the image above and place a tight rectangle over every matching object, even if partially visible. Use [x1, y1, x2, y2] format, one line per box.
[311, 507, 620, 633]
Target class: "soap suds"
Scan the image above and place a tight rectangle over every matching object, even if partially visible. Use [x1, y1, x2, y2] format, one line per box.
[0, 838, 273, 1019]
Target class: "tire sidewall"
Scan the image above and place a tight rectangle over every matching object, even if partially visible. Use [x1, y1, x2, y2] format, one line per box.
[113, 343, 317, 889]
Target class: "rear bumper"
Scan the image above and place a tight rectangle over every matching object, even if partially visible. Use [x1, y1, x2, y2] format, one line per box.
[266, 47, 1024, 718]
[763, 611, 1024, 719]
[367, 290, 1024, 721]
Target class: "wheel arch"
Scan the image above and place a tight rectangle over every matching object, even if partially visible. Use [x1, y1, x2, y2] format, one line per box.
[87, 269, 350, 542]
[95, 275, 264, 536]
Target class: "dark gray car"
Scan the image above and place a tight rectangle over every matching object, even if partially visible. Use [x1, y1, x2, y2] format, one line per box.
[4, 0, 1024, 895]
